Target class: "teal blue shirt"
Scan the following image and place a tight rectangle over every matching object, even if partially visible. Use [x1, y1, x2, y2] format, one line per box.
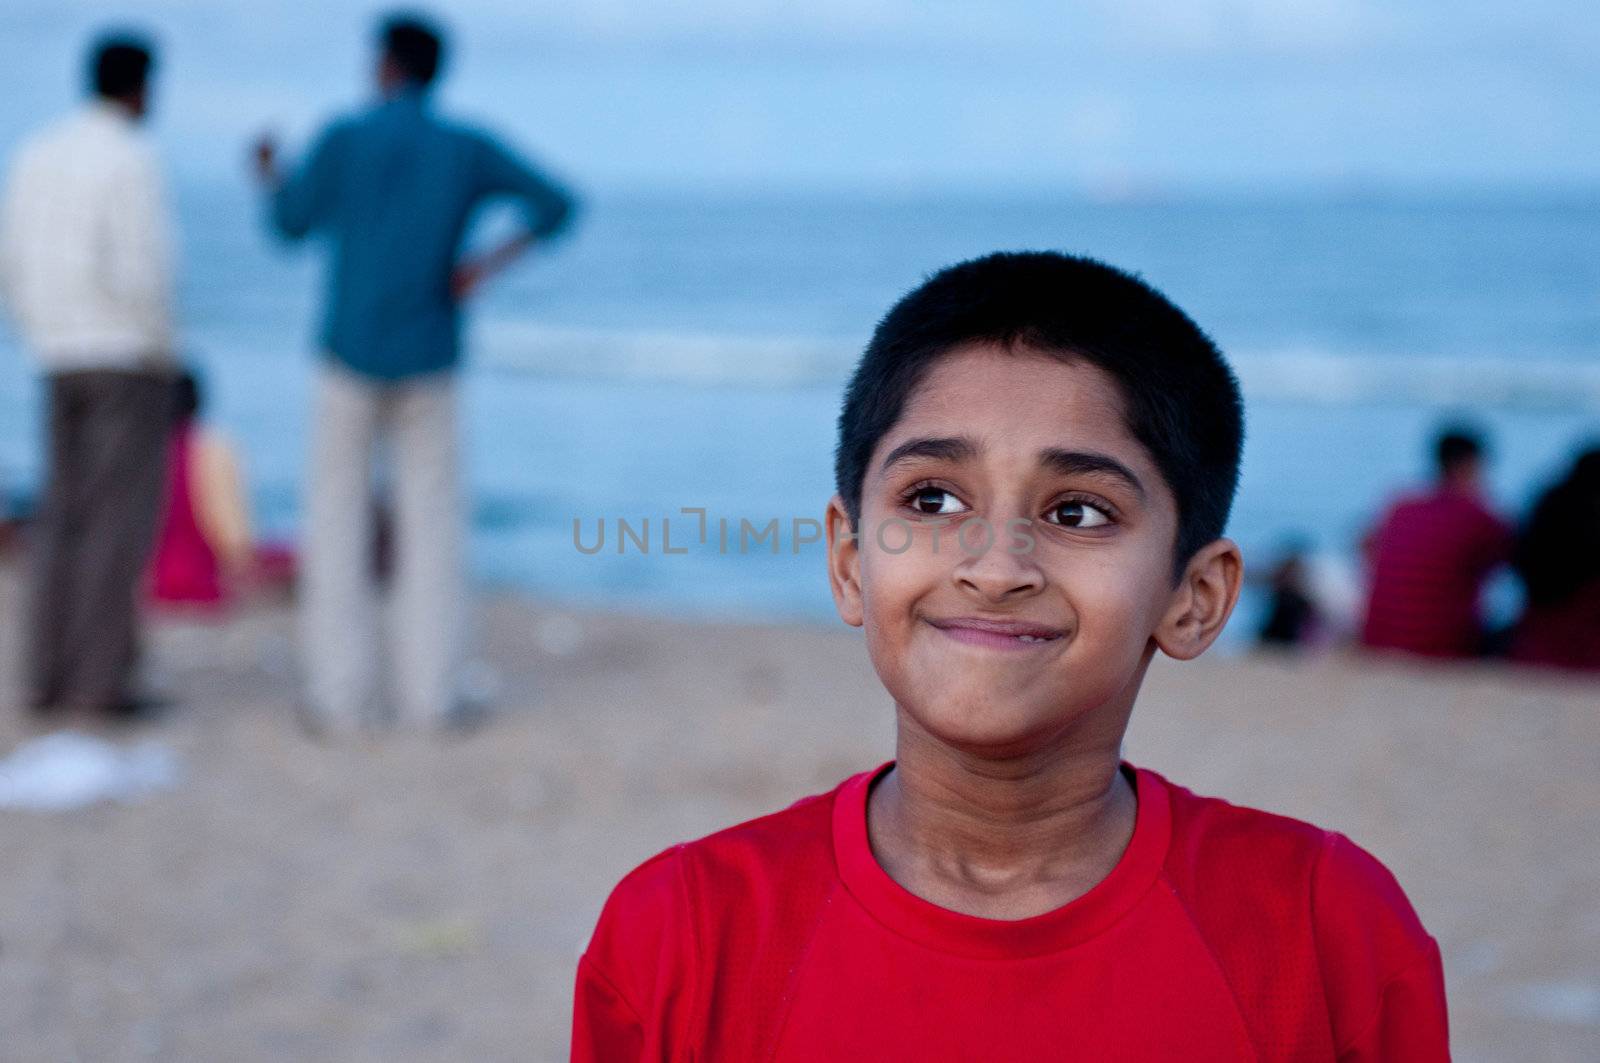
[270, 90, 576, 380]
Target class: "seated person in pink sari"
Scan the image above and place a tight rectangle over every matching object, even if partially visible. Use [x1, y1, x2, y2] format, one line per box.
[149, 371, 254, 608]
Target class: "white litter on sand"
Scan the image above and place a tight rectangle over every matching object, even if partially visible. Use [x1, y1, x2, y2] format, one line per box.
[0, 732, 181, 811]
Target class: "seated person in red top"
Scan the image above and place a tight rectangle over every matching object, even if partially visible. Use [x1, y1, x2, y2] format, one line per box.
[1359, 426, 1512, 658]
[1509, 446, 1600, 671]
[573, 253, 1449, 1062]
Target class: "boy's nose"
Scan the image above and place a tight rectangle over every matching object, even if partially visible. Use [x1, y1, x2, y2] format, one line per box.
[951, 524, 1045, 602]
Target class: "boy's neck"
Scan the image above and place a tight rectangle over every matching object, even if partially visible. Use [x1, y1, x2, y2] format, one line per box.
[866, 712, 1138, 921]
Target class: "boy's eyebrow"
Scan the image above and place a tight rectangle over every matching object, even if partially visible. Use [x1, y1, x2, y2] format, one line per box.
[880, 438, 1147, 501]
[1038, 448, 1147, 502]
[878, 436, 977, 473]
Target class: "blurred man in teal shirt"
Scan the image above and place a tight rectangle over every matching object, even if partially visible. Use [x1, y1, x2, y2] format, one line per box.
[254, 12, 576, 734]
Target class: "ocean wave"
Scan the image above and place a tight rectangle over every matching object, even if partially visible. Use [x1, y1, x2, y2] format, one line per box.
[1230, 348, 1600, 410]
[474, 322, 1600, 410]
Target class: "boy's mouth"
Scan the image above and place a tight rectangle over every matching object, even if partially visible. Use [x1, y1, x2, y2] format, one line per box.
[924, 616, 1066, 650]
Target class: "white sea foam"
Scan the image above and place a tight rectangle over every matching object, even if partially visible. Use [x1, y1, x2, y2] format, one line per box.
[1230, 348, 1600, 410]
[474, 321, 1600, 410]
[474, 321, 845, 389]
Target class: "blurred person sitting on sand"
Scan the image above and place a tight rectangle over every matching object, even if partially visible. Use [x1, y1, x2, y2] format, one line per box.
[1508, 446, 1600, 672]
[0, 32, 179, 721]
[1255, 537, 1323, 649]
[1359, 424, 1513, 659]
[251, 12, 577, 733]
[147, 369, 255, 610]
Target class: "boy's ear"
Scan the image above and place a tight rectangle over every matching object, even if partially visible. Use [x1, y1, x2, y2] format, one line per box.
[1153, 537, 1243, 661]
[825, 495, 864, 628]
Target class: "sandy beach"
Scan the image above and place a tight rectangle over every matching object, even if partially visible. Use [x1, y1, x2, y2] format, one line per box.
[0, 558, 1596, 1062]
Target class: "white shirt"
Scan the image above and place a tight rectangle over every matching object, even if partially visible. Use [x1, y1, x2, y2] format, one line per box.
[0, 101, 177, 371]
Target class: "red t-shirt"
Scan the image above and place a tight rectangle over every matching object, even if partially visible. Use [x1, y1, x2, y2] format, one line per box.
[573, 763, 1448, 1061]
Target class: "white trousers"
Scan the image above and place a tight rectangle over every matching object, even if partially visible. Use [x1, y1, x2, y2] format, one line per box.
[300, 362, 465, 727]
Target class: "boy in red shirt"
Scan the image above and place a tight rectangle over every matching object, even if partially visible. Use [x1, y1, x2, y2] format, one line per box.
[573, 253, 1449, 1061]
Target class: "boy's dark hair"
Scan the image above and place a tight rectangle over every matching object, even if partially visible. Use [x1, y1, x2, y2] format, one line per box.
[88, 34, 154, 100]
[1434, 426, 1484, 476]
[834, 251, 1245, 571]
[380, 13, 446, 86]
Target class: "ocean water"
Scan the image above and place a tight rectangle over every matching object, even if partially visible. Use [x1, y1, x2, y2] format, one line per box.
[2, 184, 1598, 635]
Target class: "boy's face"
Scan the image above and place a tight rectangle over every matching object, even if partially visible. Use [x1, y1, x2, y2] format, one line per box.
[827, 344, 1241, 755]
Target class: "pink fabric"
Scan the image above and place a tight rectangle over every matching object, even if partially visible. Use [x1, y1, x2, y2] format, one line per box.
[149, 423, 225, 607]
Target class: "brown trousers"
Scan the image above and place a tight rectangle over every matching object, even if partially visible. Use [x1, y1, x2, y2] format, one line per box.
[27, 368, 173, 712]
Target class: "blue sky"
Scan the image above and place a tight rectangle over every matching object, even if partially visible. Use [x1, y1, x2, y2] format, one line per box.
[3, 0, 1598, 193]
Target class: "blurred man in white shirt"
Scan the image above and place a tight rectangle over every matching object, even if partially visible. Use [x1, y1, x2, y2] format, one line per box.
[0, 33, 178, 720]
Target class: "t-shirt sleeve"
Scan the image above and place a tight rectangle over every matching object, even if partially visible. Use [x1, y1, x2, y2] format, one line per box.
[571, 846, 694, 1062]
[572, 954, 647, 1063]
[1311, 832, 1449, 1062]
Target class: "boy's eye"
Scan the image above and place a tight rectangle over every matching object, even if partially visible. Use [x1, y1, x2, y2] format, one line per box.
[909, 487, 967, 516]
[1044, 500, 1112, 528]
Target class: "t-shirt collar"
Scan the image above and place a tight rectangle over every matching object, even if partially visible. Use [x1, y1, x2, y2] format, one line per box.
[832, 760, 1172, 960]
